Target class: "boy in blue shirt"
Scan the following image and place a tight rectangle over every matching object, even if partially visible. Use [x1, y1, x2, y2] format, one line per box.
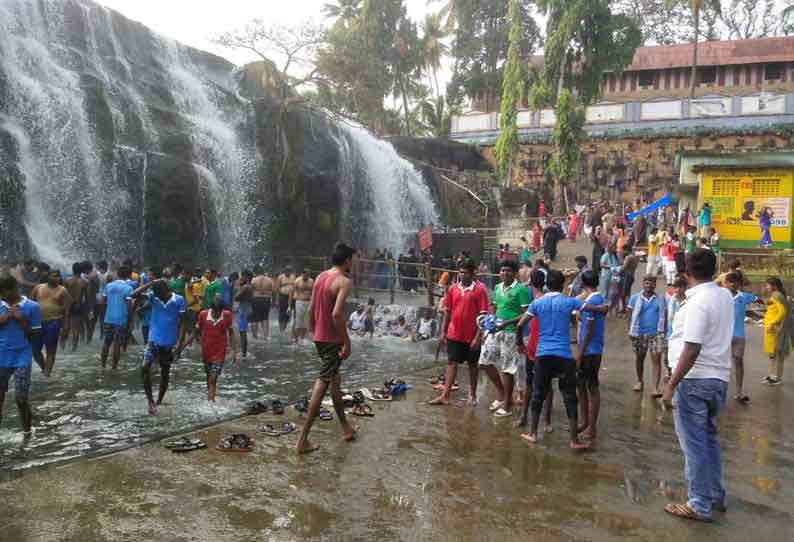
[725, 271, 759, 403]
[515, 270, 607, 449]
[0, 275, 41, 434]
[131, 279, 186, 415]
[627, 275, 667, 398]
[100, 265, 135, 369]
[576, 270, 605, 440]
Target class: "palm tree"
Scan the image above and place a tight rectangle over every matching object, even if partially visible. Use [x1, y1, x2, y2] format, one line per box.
[687, 0, 721, 101]
[421, 13, 449, 96]
[420, 96, 456, 137]
[322, 0, 362, 26]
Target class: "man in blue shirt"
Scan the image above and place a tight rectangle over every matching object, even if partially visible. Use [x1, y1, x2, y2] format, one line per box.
[131, 279, 186, 415]
[0, 274, 41, 434]
[576, 270, 605, 440]
[515, 270, 607, 449]
[100, 265, 135, 370]
[627, 275, 667, 398]
[725, 271, 759, 403]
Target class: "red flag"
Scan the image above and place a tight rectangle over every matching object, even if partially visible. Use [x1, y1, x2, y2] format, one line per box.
[419, 226, 433, 251]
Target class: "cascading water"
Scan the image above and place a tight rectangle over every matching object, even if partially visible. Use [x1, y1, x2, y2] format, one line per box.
[332, 121, 440, 253]
[0, 0, 261, 267]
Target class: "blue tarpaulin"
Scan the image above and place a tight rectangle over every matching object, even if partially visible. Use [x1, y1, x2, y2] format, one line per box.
[626, 193, 672, 223]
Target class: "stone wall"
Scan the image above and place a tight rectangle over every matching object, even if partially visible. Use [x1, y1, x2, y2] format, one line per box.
[480, 128, 794, 205]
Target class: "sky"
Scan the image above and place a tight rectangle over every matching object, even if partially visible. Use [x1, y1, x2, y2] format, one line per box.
[96, 0, 440, 66]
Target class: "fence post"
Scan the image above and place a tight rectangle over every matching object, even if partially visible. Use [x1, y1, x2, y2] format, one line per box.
[389, 260, 396, 304]
[425, 262, 434, 308]
[353, 255, 360, 299]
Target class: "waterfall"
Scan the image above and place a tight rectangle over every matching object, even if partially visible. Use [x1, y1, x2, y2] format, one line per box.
[332, 121, 440, 253]
[0, 0, 260, 267]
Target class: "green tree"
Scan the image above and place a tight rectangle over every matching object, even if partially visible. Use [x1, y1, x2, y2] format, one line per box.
[688, 0, 722, 100]
[533, 0, 641, 212]
[446, 0, 540, 110]
[419, 95, 456, 137]
[784, 2, 794, 34]
[420, 13, 449, 96]
[494, 0, 523, 183]
[323, 0, 362, 26]
[392, 14, 424, 136]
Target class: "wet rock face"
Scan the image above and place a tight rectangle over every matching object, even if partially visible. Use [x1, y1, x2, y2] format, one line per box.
[0, 0, 258, 267]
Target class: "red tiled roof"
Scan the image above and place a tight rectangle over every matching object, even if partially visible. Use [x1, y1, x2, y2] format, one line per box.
[625, 36, 794, 71]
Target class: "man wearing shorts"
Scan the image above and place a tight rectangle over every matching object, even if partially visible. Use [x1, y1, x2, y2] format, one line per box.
[292, 269, 313, 344]
[235, 270, 254, 358]
[132, 280, 185, 415]
[250, 265, 273, 339]
[30, 270, 70, 376]
[429, 259, 489, 406]
[275, 266, 297, 334]
[100, 266, 134, 370]
[295, 243, 357, 454]
[725, 272, 759, 403]
[63, 262, 87, 352]
[479, 259, 530, 418]
[627, 276, 667, 397]
[576, 270, 605, 439]
[179, 294, 235, 401]
[0, 274, 41, 434]
[515, 270, 607, 449]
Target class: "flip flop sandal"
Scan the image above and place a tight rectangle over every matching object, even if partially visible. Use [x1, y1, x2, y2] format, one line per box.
[319, 408, 333, 421]
[352, 391, 366, 405]
[164, 436, 195, 449]
[217, 433, 254, 452]
[171, 440, 207, 453]
[245, 401, 269, 415]
[322, 397, 334, 408]
[272, 400, 285, 415]
[257, 424, 281, 437]
[429, 374, 445, 385]
[280, 421, 297, 434]
[294, 399, 309, 413]
[735, 394, 750, 404]
[351, 404, 374, 417]
[664, 503, 712, 523]
[363, 388, 392, 401]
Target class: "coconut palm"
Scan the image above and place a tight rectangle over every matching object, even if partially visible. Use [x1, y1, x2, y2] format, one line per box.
[421, 13, 449, 96]
[420, 95, 456, 137]
[687, 0, 721, 100]
[322, 0, 362, 26]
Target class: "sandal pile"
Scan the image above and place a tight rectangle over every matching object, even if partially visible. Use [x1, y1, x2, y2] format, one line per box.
[216, 433, 254, 452]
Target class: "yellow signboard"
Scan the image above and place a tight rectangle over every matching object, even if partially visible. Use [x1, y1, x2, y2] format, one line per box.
[700, 169, 793, 244]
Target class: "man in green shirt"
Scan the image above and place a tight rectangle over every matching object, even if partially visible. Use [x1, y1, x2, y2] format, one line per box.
[479, 259, 531, 418]
[168, 267, 186, 298]
[202, 269, 222, 310]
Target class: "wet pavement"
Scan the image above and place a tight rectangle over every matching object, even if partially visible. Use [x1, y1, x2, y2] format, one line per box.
[2, 241, 794, 541]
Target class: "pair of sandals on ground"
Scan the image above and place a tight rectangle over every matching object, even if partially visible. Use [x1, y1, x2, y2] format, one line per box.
[164, 433, 256, 453]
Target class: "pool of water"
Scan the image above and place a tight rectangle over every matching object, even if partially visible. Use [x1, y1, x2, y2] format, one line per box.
[0, 331, 432, 472]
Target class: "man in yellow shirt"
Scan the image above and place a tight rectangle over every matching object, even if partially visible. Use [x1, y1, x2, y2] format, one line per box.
[646, 227, 661, 277]
[180, 268, 205, 345]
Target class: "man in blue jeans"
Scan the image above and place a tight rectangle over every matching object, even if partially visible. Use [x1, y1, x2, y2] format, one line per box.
[663, 248, 734, 522]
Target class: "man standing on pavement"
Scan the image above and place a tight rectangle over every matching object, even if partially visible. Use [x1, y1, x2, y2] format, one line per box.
[479, 259, 531, 418]
[295, 243, 357, 454]
[0, 274, 41, 434]
[663, 248, 734, 523]
[429, 259, 490, 406]
[30, 270, 70, 376]
[275, 266, 297, 335]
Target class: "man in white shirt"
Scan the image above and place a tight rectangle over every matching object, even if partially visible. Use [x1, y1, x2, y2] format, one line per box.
[662, 248, 734, 523]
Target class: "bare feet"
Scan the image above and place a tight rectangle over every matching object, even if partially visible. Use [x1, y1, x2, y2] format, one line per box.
[466, 396, 478, 406]
[581, 428, 596, 439]
[514, 418, 527, 428]
[520, 432, 537, 444]
[544, 423, 554, 434]
[650, 390, 663, 399]
[428, 395, 450, 406]
[632, 382, 643, 392]
[341, 424, 358, 442]
[148, 402, 157, 416]
[296, 441, 320, 454]
[570, 440, 590, 450]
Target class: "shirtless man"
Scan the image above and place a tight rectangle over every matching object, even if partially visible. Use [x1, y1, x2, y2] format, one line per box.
[235, 270, 254, 358]
[30, 270, 71, 376]
[295, 243, 357, 454]
[83, 262, 101, 344]
[250, 265, 274, 340]
[63, 262, 87, 352]
[275, 265, 297, 334]
[292, 269, 314, 344]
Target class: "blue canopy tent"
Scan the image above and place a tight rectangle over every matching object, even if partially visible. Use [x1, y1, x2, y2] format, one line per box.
[626, 193, 672, 223]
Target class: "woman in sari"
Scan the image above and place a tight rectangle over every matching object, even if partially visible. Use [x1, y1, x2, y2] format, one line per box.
[568, 211, 579, 242]
[759, 207, 773, 248]
[763, 277, 792, 385]
[529, 221, 542, 252]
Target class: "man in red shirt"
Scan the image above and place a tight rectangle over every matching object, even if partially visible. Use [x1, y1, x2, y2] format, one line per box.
[429, 259, 490, 406]
[178, 294, 236, 401]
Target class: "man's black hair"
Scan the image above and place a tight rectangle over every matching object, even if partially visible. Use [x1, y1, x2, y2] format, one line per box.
[117, 265, 131, 280]
[458, 258, 476, 272]
[686, 248, 717, 281]
[529, 269, 546, 290]
[97, 260, 108, 271]
[72, 262, 81, 275]
[499, 259, 518, 273]
[574, 255, 587, 265]
[546, 269, 565, 292]
[0, 274, 19, 293]
[581, 269, 599, 289]
[331, 242, 356, 266]
[242, 269, 253, 278]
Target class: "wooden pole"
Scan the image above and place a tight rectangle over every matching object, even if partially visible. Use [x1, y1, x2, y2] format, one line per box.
[389, 260, 396, 304]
